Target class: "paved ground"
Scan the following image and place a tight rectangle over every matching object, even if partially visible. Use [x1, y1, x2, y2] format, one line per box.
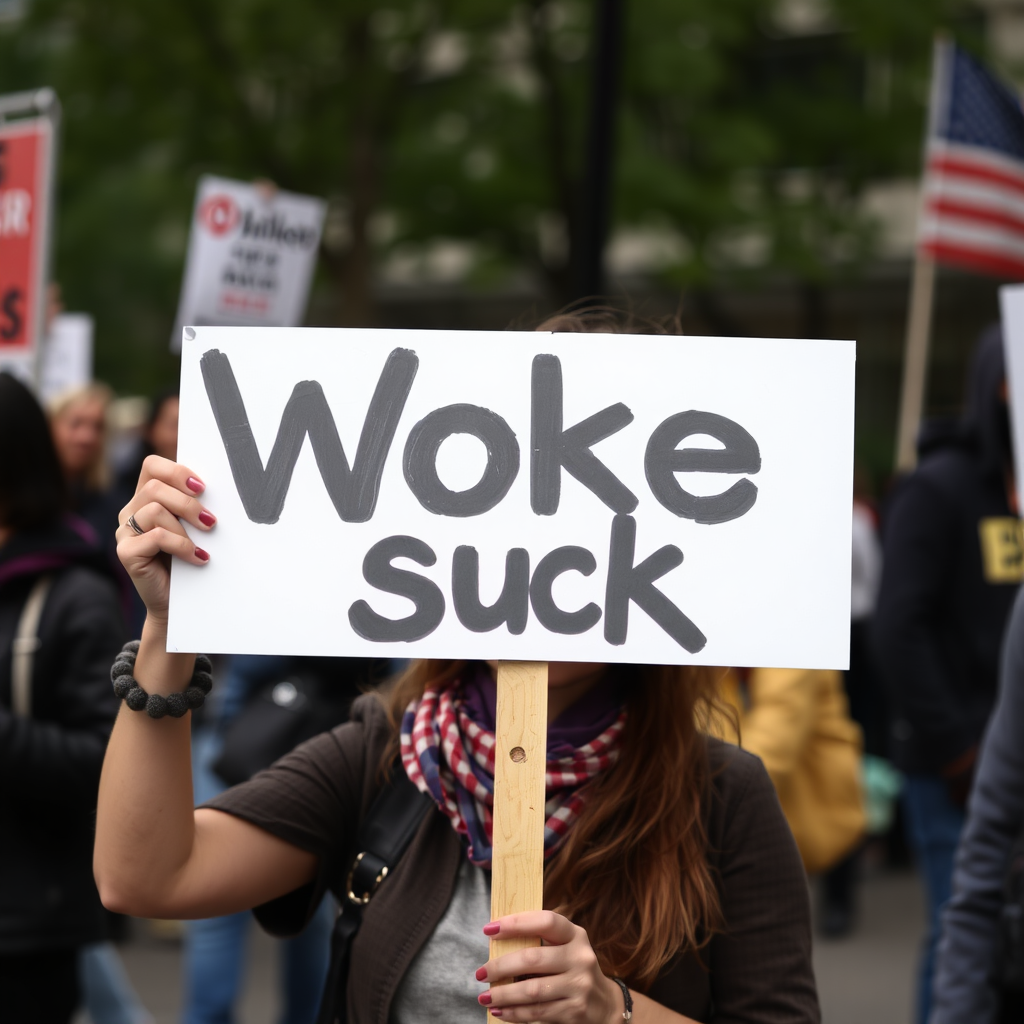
[101, 866, 925, 1024]
[813, 868, 924, 1024]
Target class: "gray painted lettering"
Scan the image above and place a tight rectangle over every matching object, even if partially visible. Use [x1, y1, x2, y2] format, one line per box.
[452, 546, 529, 634]
[403, 404, 519, 517]
[200, 347, 418, 525]
[529, 545, 602, 635]
[603, 514, 706, 652]
[531, 354, 637, 516]
[644, 410, 761, 525]
[348, 535, 445, 642]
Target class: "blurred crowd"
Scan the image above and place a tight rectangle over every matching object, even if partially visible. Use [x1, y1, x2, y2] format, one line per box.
[1, 314, 1023, 1024]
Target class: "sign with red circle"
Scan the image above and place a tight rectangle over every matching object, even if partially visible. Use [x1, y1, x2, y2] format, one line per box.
[198, 194, 240, 236]
[173, 175, 326, 349]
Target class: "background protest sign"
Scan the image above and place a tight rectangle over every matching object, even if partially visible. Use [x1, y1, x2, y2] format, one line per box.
[169, 327, 856, 670]
[1000, 286, 1024, 523]
[0, 113, 54, 380]
[171, 176, 326, 351]
[39, 312, 93, 402]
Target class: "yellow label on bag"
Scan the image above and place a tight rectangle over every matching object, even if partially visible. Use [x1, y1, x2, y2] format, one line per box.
[979, 517, 1024, 584]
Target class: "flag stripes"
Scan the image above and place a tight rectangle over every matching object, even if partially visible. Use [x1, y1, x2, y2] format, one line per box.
[918, 46, 1024, 280]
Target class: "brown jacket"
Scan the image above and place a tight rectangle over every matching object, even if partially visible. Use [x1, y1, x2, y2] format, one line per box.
[208, 694, 820, 1024]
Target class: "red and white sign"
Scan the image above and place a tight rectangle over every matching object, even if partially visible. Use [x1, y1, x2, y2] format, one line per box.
[0, 117, 52, 373]
[172, 176, 326, 350]
[198, 193, 240, 236]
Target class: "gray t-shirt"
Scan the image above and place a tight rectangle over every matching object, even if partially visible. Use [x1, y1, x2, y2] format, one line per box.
[390, 858, 492, 1024]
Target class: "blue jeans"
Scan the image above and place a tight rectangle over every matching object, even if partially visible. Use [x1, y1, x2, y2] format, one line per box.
[182, 900, 333, 1024]
[79, 942, 152, 1024]
[183, 727, 333, 1024]
[903, 774, 967, 1024]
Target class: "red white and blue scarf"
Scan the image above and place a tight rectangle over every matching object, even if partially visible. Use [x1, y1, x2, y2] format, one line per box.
[400, 674, 626, 867]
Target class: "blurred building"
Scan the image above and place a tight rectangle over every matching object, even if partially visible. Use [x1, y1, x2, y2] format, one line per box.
[5, 0, 1024, 480]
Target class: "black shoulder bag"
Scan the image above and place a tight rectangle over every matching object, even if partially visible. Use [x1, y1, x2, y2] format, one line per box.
[315, 770, 433, 1024]
[214, 658, 389, 786]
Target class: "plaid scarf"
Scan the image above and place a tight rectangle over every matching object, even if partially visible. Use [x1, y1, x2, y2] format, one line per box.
[400, 676, 626, 867]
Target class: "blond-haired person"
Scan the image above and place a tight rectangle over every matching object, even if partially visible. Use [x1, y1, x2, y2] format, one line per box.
[48, 383, 119, 547]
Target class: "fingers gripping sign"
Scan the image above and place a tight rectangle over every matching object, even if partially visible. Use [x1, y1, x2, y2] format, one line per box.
[475, 912, 622, 1024]
[116, 456, 217, 623]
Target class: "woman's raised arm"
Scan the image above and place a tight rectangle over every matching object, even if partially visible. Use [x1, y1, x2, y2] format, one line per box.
[93, 456, 316, 918]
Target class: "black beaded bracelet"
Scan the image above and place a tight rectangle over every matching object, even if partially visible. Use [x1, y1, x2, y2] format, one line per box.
[110, 640, 214, 719]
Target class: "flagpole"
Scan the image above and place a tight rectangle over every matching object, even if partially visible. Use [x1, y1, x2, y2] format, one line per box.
[894, 34, 948, 474]
[895, 252, 936, 471]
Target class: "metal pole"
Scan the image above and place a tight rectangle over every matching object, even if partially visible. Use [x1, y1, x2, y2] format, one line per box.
[573, 0, 624, 302]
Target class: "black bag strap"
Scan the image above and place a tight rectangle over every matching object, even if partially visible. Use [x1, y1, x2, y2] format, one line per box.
[315, 767, 434, 1024]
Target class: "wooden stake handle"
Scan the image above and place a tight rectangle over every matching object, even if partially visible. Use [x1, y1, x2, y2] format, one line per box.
[489, 661, 548, 1019]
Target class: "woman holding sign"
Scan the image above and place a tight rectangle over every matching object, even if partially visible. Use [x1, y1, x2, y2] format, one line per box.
[94, 449, 819, 1024]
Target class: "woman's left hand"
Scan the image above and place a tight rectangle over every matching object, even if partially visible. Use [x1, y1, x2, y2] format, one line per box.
[476, 911, 622, 1024]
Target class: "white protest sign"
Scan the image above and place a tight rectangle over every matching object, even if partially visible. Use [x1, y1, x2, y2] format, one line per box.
[39, 312, 93, 402]
[171, 176, 325, 350]
[168, 327, 855, 669]
[1000, 286, 1024, 515]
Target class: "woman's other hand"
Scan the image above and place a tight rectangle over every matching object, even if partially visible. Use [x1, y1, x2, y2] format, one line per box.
[476, 911, 622, 1024]
[116, 455, 215, 623]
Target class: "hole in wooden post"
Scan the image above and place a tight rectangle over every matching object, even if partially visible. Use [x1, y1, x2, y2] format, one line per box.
[509, 746, 526, 763]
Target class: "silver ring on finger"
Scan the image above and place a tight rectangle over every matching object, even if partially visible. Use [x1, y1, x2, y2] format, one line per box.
[127, 514, 146, 536]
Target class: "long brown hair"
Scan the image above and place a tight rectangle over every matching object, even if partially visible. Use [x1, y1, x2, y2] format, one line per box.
[533, 303, 683, 337]
[382, 660, 728, 990]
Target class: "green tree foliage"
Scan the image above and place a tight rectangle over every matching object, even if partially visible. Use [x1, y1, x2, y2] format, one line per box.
[618, 0, 971, 332]
[0, 0, 974, 391]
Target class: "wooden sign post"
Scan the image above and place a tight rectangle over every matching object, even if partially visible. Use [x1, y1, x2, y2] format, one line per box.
[489, 661, 548, 1018]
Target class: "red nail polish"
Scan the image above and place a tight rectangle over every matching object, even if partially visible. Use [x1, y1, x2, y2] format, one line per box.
[198, 510, 216, 527]
[478, 992, 492, 1006]
[490, 1010, 502, 1017]
[483, 923, 500, 936]
[475, 967, 488, 982]
[186, 476, 205, 493]
[194, 547, 210, 562]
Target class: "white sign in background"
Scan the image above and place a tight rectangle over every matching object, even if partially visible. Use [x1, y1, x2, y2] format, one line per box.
[39, 312, 93, 402]
[169, 328, 856, 669]
[1000, 285, 1024, 514]
[171, 176, 326, 350]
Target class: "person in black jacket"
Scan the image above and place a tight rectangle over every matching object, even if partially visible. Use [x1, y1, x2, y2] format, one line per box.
[931, 585, 1024, 1024]
[873, 326, 1020, 1024]
[0, 372, 127, 1024]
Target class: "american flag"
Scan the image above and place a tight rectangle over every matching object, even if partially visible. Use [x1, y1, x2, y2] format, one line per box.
[919, 41, 1024, 279]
